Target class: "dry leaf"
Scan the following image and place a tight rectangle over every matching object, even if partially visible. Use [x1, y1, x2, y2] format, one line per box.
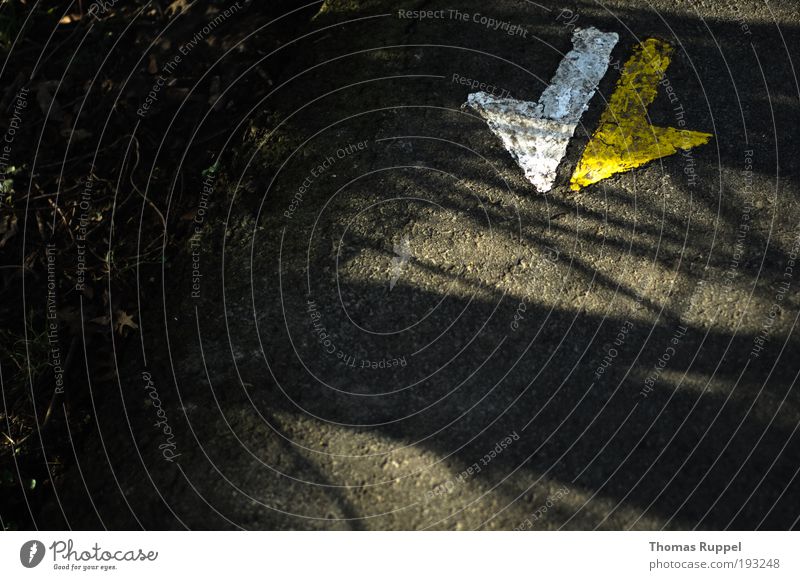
[114, 309, 138, 336]
[58, 14, 82, 25]
[166, 0, 190, 17]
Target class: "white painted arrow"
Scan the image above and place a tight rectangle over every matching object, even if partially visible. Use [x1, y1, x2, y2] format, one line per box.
[466, 27, 619, 192]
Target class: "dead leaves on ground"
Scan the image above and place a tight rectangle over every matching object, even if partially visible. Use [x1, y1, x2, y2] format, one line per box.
[90, 308, 139, 337]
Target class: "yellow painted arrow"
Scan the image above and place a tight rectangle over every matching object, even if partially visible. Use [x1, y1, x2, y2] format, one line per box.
[569, 38, 712, 191]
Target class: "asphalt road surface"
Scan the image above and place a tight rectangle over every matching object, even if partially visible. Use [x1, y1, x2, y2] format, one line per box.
[45, 0, 800, 529]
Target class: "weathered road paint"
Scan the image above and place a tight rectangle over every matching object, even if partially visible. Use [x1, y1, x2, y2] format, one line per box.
[466, 27, 619, 193]
[569, 38, 713, 190]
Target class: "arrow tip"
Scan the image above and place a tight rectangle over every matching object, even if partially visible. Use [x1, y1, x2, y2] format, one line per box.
[569, 126, 712, 191]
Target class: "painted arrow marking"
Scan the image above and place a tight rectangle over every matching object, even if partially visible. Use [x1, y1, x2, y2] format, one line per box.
[569, 38, 713, 190]
[466, 27, 619, 193]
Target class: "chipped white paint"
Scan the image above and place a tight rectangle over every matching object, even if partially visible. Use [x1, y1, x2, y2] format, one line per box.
[466, 27, 618, 192]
